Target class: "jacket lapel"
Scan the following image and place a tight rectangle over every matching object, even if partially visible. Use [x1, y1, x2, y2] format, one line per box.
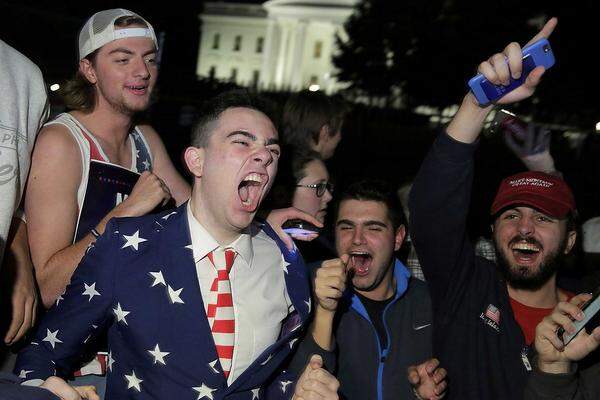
[156, 203, 227, 384]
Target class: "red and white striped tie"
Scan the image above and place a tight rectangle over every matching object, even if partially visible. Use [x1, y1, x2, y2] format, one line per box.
[207, 248, 237, 378]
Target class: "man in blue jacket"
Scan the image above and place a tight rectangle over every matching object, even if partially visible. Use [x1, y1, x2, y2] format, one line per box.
[14, 90, 339, 399]
[292, 180, 447, 400]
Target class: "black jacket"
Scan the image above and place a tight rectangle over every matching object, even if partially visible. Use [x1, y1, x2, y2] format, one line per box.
[524, 362, 600, 400]
[409, 132, 533, 399]
[292, 260, 433, 400]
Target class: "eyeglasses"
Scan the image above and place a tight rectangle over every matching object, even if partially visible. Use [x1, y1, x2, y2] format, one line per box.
[295, 182, 334, 197]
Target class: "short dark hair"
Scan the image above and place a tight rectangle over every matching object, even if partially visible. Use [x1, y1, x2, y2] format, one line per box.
[282, 91, 346, 148]
[336, 180, 407, 231]
[191, 89, 277, 148]
[62, 16, 149, 112]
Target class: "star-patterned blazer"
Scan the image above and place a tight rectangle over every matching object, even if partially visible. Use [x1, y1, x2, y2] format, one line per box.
[15, 203, 312, 400]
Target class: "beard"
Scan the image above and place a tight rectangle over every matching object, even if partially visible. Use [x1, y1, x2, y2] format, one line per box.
[97, 86, 150, 116]
[494, 235, 568, 290]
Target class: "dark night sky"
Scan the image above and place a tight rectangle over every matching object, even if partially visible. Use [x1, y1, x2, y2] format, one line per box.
[1, 0, 597, 122]
[0, 1, 210, 85]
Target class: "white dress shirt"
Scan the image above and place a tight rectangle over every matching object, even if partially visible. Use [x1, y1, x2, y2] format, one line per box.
[186, 204, 292, 384]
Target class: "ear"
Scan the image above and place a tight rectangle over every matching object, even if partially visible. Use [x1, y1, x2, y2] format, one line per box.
[564, 230, 577, 254]
[394, 225, 407, 252]
[184, 146, 205, 178]
[79, 58, 98, 84]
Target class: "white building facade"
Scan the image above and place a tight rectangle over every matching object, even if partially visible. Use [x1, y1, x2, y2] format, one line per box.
[196, 0, 358, 93]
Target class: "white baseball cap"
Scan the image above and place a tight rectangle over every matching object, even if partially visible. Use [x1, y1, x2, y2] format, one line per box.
[78, 8, 158, 60]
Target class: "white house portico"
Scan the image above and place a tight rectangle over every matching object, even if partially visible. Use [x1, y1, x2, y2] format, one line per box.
[196, 0, 358, 93]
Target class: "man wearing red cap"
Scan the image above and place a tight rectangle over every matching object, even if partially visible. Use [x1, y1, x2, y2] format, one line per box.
[409, 18, 584, 400]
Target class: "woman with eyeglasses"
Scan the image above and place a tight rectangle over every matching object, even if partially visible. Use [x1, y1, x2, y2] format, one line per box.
[266, 150, 336, 264]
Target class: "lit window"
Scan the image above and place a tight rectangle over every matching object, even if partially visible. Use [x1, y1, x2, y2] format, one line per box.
[212, 33, 220, 50]
[256, 37, 264, 53]
[233, 35, 242, 51]
[313, 41, 323, 58]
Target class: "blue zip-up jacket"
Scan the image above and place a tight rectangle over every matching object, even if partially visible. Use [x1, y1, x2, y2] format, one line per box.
[292, 259, 433, 400]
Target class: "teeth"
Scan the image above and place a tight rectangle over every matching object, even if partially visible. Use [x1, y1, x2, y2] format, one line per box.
[350, 251, 370, 256]
[243, 173, 263, 183]
[512, 243, 540, 251]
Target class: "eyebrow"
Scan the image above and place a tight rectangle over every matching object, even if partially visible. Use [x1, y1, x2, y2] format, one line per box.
[364, 221, 388, 228]
[226, 130, 279, 146]
[533, 210, 557, 220]
[336, 219, 388, 228]
[336, 219, 355, 227]
[108, 48, 156, 57]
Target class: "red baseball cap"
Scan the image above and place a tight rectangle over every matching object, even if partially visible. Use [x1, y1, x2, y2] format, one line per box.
[491, 171, 576, 218]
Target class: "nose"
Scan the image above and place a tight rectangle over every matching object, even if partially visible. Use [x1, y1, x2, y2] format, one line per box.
[252, 146, 274, 167]
[517, 215, 534, 236]
[133, 57, 151, 79]
[322, 186, 333, 204]
[351, 227, 365, 245]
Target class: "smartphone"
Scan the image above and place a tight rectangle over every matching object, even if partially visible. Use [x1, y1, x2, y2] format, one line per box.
[558, 287, 600, 346]
[468, 38, 555, 106]
[282, 219, 321, 236]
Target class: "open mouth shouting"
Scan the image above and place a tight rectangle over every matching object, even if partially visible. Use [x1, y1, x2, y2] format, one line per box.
[349, 251, 373, 277]
[237, 172, 268, 212]
[510, 238, 542, 266]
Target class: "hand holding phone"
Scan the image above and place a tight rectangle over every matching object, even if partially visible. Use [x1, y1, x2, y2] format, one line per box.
[558, 288, 600, 346]
[469, 38, 555, 106]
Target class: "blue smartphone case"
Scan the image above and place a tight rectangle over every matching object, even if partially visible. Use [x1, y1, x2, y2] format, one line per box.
[468, 38, 555, 106]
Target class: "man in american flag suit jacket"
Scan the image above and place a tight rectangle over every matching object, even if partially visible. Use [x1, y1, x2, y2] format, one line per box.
[14, 91, 340, 399]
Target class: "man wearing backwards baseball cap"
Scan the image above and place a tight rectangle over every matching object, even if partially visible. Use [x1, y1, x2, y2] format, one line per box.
[409, 17, 589, 400]
[16, 8, 190, 398]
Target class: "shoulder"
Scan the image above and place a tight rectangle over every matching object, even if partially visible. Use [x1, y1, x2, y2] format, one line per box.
[136, 124, 163, 147]
[30, 122, 81, 172]
[252, 220, 278, 245]
[253, 220, 295, 257]
[401, 277, 432, 316]
[0, 40, 42, 79]
[111, 212, 165, 233]
[35, 120, 78, 153]
[406, 277, 431, 300]
[112, 206, 185, 238]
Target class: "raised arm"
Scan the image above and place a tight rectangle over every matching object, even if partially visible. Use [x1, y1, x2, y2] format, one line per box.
[447, 18, 557, 144]
[409, 18, 557, 309]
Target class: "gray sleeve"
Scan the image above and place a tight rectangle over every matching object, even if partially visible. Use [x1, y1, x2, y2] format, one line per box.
[525, 357, 600, 400]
